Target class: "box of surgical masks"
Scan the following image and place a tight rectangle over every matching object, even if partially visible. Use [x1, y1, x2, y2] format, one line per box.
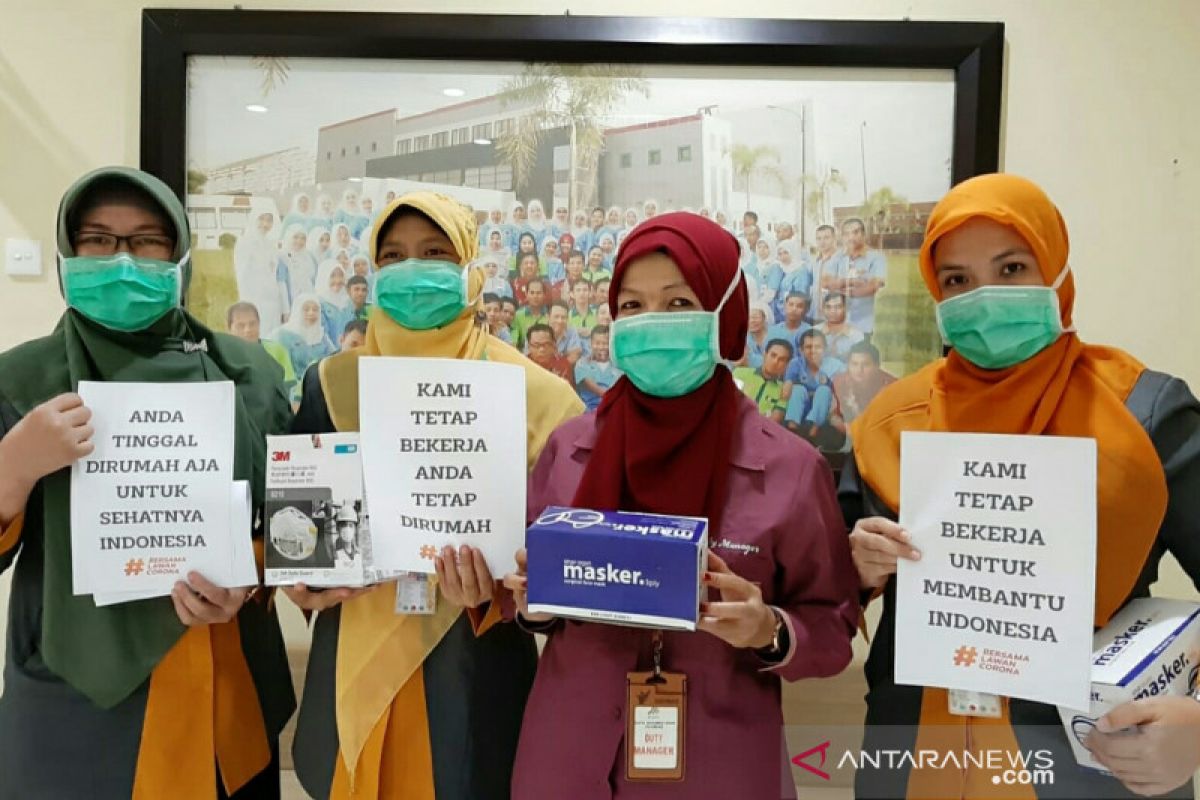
[526, 506, 708, 631]
[1058, 597, 1200, 773]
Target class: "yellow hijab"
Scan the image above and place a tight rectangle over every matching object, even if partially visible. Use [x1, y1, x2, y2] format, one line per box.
[316, 191, 583, 796]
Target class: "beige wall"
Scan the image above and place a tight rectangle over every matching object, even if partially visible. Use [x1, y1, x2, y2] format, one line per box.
[1, 0, 1198, 680]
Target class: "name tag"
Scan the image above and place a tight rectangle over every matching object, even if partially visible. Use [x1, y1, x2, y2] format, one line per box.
[625, 671, 686, 782]
[948, 688, 1002, 718]
[395, 572, 436, 615]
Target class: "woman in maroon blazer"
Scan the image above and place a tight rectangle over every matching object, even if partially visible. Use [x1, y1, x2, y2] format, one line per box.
[503, 212, 860, 799]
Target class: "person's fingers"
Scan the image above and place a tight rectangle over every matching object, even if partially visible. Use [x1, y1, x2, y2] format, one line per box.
[515, 548, 528, 573]
[171, 590, 200, 626]
[706, 551, 733, 574]
[502, 573, 527, 593]
[439, 546, 464, 600]
[470, 547, 495, 601]
[858, 517, 908, 540]
[75, 440, 96, 458]
[174, 583, 217, 623]
[703, 569, 755, 600]
[186, 572, 228, 606]
[74, 424, 95, 444]
[61, 405, 93, 427]
[470, 547, 494, 585]
[49, 393, 84, 412]
[1097, 699, 1160, 733]
[1090, 732, 1148, 762]
[457, 546, 480, 602]
[853, 532, 920, 561]
[699, 601, 755, 621]
[434, 553, 449, 594]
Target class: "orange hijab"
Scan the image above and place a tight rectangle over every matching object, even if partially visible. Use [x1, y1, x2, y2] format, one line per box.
[851, 173, 1168, 798]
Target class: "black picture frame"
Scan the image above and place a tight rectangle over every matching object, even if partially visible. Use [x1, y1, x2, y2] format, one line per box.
[140, 9, 1003, 197]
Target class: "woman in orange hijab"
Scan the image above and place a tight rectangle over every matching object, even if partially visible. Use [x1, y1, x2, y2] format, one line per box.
[845, 174, 1200, 799]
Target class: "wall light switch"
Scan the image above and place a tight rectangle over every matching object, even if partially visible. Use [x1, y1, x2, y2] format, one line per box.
[5, 239, 43, 277]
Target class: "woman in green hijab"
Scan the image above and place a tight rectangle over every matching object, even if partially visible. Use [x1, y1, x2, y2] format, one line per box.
[0, 167, 294, 799]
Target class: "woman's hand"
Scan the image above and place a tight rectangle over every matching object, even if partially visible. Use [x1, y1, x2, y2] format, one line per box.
[171, 572, 251, 626]
[281, 583, 368, 612]
[0, 393, 94, 487]
[435, 545, 495, 609]
[1086, 696, 1200, 796]
[696, 552, 777, 649]
[502, 548, 553, 623]
[849, 517, 920, 590]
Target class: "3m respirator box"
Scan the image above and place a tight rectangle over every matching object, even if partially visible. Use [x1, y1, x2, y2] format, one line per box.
[526, 506, 708, 630]
[1058, 597, 1200, 772]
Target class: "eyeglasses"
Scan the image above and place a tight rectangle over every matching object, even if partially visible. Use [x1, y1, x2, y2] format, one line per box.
[74, 231, 175, 258]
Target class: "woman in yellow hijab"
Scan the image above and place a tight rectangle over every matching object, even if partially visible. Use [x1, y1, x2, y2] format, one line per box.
[845, 174, 1200, 799]
[283, 191, 582, 800]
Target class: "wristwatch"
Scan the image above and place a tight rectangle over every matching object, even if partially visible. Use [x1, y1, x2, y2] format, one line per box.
[760, 606, 785, 656]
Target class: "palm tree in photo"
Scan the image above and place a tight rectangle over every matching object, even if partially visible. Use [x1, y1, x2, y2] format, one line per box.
[495, 64, 649, 210]
[187, 168, 208, 194]
[859, 186, 910, 249]
[251, 56, 291, 98]
[730, 144, 786, 214]
[803, 166, 848, 228]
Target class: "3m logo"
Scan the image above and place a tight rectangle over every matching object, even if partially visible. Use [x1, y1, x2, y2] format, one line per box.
[271, 451, 291, 462]
[792, 740, 832, 780]
[124, 559, 145, 576]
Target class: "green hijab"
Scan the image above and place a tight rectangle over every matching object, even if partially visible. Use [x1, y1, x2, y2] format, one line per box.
[0, 167, 291, 708]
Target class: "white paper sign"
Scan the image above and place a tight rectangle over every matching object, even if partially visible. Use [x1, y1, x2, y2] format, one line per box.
[359, 357, 527, 577]
[895, 431, 1097, 710]
[93, 481, 257, 606]
[71, 381, 236, 596]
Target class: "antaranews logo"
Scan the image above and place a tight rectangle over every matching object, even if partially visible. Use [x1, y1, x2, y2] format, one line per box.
[792, 741, 1055, 787]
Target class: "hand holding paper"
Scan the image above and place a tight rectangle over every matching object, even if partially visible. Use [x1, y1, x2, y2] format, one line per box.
[1, 393, 94, 489]
[171, 572, 250, 625]
[434, 545, 494, 609]
[849, 516, 919, 590]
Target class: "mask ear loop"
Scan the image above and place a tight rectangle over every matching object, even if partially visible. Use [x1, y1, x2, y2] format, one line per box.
[175, 249, 192, 308]
[1050, 263, 1074, 334]
[710, 268, 745, 361]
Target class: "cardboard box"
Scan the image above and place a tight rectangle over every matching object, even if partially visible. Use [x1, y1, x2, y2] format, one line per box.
[526, 506, 708, 630]
[1058, 597, 1200, 772]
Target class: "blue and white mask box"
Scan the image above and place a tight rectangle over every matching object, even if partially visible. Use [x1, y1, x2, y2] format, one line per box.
[1057, 597, 1200, 773]
[526, 506, 708, 631]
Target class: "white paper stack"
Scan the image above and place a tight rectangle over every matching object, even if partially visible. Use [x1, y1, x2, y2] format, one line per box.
[70, 381, 258, 607]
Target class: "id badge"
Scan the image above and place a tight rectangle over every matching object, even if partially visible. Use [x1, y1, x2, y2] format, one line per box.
[948, 689, 1002, 718]
[625, 671, 686, 782]
[395, 572, 436, 615]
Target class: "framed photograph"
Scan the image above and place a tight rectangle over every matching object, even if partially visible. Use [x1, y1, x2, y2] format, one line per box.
[142, 10, 1002, 460]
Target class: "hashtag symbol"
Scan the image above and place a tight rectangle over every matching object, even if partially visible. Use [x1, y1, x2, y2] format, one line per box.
[953, 645, 977, 667]
[124, 559, 145, 576]
[419, 545, 438, 560]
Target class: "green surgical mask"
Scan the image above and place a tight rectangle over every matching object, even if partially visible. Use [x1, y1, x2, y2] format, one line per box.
[610, 268, 742, 398]
[935, 266, 1072, 369]
[60, 252, 185, 332]
[375, 258, 471, 330]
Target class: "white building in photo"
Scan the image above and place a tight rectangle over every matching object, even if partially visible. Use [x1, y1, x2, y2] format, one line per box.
[201, 147, 316, 195]
[599, 113, 735, 214]
[317, 95, 542, 186]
